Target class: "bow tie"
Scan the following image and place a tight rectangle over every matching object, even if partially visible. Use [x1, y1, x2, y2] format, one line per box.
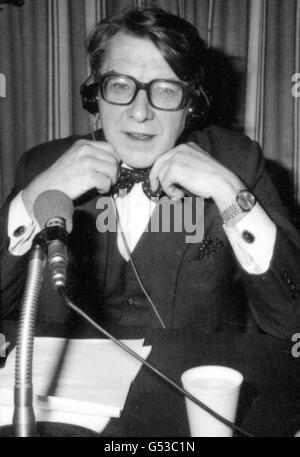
[110, 167, 164, 199]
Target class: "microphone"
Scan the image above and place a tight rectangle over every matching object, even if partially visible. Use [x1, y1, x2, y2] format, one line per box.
[12, 191, 73, 437]
[33, 190, 74, 289]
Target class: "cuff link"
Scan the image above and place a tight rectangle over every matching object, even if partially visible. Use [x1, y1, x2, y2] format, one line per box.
[13, 226, 26, 237]
[242, 230, 255, 243]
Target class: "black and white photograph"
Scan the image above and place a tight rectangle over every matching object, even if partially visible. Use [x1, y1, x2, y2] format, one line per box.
[0, 0, 300, 440]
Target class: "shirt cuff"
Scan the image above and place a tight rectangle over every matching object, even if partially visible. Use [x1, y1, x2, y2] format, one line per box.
[7, 191, 41, 256]
[223, 203, 277, 274]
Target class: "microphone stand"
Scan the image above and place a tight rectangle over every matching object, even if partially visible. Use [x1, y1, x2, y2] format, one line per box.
[12, 238, 46, 437]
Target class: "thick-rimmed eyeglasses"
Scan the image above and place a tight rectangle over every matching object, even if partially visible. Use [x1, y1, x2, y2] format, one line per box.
[98, 72, 193, 111]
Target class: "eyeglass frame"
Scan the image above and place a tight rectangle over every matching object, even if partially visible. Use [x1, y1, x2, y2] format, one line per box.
[97, 71, 195, 111]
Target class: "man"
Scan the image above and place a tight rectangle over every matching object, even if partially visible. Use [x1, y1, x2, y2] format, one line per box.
[1, 7, 300, 338]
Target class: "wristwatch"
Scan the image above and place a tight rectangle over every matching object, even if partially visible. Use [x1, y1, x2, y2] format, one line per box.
[220, 190, 256, 224]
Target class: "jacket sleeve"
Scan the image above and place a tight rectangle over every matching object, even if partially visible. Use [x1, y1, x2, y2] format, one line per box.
[0, 151, 31, 319]
[237, 141, 300, 339]
[0, 135, 82, 320]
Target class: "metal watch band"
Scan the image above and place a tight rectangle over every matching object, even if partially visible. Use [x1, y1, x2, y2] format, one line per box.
[220, 201, 243, 224]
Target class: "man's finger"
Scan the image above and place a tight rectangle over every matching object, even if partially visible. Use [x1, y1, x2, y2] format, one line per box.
[150, 149, 177, 191]
[156, 161, 185, 200]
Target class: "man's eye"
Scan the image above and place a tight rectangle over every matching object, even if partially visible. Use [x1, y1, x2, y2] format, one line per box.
[160, 88, 173, 94]
[110, 81, 131, 91]
[155, 85, 180, 96]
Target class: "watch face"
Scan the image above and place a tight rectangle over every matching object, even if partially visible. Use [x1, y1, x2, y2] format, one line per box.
[237, 190, 256, 211]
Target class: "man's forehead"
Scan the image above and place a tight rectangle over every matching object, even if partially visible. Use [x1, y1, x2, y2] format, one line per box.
[106, 58, 167, 72]
[105, 34, 164, 64]
[102, 33, 176, 77]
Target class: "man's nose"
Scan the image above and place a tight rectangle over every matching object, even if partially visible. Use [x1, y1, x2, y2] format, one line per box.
[127, 89, 154, 122]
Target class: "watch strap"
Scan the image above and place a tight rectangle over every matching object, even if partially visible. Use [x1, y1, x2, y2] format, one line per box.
[220, 201, 243, 224]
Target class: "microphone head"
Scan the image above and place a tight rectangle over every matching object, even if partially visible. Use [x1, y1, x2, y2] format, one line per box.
[33, 190, 74, 233]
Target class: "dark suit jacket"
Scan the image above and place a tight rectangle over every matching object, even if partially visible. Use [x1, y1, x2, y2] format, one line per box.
[1, 125, 300, 339]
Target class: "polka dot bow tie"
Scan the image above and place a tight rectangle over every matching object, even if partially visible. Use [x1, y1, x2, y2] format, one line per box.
[110, 166, 164, 199]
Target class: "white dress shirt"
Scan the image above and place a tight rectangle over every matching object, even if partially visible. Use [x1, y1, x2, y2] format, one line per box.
[7, 186, 276, 275]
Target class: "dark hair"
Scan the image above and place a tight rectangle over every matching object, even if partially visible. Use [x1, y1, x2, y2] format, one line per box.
[87, 7, 207, 89]
[85, 7, 210, 129]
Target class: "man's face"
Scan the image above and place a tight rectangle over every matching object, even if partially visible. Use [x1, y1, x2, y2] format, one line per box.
[98, 33, 190, 168]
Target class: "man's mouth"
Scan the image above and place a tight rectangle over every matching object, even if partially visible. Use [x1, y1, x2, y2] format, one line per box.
[124, 131, 155, 141]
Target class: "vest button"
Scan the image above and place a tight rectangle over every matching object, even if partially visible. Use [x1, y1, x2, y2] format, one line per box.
[127, 298, 136, 306]
[123, 316, 137, 323]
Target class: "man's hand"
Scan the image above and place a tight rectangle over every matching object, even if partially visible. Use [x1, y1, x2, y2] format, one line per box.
[23, 140, 120, 206]
[150, 142, 245, 211]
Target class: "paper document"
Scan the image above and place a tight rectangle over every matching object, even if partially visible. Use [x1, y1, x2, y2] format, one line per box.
[0, 337, 151, 432]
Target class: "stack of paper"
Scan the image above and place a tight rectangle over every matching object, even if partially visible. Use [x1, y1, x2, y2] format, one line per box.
[0, 337, 151, 433]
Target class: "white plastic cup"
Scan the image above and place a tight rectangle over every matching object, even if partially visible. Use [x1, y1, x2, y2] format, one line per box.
[181, 365, 243, 437]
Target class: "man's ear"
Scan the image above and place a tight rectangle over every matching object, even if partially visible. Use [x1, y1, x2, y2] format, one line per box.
[80, 78, 99, 115]
[185, 87, 211, 131]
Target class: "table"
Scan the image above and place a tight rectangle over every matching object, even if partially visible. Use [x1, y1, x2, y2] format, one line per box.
[1, 320, 300, 437]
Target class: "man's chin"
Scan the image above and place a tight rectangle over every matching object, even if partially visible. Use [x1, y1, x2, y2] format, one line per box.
[122, 161, 155, 169]
[118, 152, 159, 169]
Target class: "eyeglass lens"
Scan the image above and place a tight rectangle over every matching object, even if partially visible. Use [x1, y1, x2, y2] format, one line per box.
[102, 75, 184, 110]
